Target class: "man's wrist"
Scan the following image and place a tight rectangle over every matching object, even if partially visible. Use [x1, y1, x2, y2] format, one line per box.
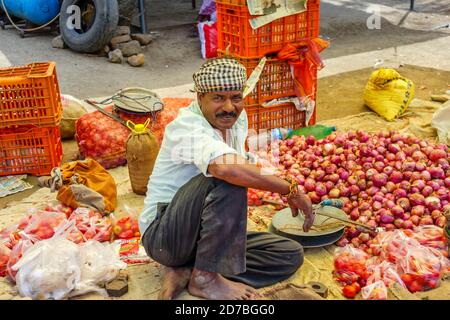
[281, 178, 298, 198]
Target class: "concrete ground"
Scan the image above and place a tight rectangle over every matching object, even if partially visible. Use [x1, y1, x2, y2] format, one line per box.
[0, 0, 449, 99]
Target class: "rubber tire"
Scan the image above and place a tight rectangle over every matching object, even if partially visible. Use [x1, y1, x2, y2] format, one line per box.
[60, 0, 119, 53]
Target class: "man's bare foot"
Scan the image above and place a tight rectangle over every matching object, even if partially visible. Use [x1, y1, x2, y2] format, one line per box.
[188, 268, 259, 300]
[158, 267, 192, 300]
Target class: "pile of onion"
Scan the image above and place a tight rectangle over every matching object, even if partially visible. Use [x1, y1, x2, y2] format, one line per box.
[252, 130, 449, 253]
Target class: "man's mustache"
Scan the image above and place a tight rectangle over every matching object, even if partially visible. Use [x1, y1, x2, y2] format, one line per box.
[216, 112, 238, 118]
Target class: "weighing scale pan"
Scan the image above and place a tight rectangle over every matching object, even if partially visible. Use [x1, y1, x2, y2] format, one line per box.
[270, 206, 347, 248]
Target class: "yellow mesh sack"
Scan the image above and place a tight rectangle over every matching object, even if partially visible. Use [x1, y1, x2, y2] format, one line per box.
[364, 68, 415, 121]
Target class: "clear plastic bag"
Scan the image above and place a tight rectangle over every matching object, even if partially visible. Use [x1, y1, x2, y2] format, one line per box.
[68, 208, 112, 242]
[397, 245, 445, 292]
[23, 210, 67, 241]
[111, 205, 141, 240]
[72, 240, 127, 297]
[410, 225, 448, 254]
[12, 220, 82, 300]
[333, 245, 369, 286]
[0, 241, 11, 277]
[366, 260, 406, 289]
[6, 233, 36, 282]
[361, 280, 388, 300]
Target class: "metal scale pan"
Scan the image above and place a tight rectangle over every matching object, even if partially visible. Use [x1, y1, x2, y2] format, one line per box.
[270, 206, 348, 248]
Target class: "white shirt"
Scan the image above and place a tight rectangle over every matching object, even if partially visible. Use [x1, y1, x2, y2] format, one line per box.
[139, 101, 249, 234]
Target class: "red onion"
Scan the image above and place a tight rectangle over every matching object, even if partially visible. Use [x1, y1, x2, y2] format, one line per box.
[315, 183, 327, 196]
[421, 171, 431, 181]
[409, 193, 426, 206]
[399, 181, 411, 192]
[395, 151, 406, 161]
[429, 167, 445, 179]
[394, 219, 404, 229]
[427, 180, 440, 191]
[304, 178, 316, 192]
[402, 220, 414, 229]
[409, 215, 420, 226]
[445, 178, 450, 187]
[367, 186, 380, 196]
[403, 171, 413, 179]
[429, 149, 447, 162]
[393, 189, 407, 199]
[386, 181, 397, 193]
[325, 181, 334, 192]
[329, 188, 340, 198]
[365, 168, 378, 179]
[396, 198, 411, 211]
[436, 188, 448, 201]
[372, 173, 388, 187]
[373, 201, 382, 211]
[415, 162, 426, 172]
[357, 179, 367, 190]
[402, 161, 416, 172]
[411, 180, 425, 190]
[431, 210, 442, 220]
[411, 205, 425, 217]
[435, 216, 447, 228]
[388, 144, 400, 154]
[383, 166, 394, 176]
[373, 161, 385, 172]
[391, 205, 405, 219]
[373, 195, 384, 203]
[350, 209, 360, 221]
[412, 151, 426, 161]
[419, 216, 433, 226]
[307, 191, 321, 204]
[306, 136, 315, 145]
[437, 158, 449, 170]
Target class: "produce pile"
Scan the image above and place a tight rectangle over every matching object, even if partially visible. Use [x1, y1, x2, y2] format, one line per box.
[75, 98, 192, 169]
[0, 203, 141, 280]
[247, 130, 449, 298]
[334, 227, 449, 299]
[249, 130, 449, 248]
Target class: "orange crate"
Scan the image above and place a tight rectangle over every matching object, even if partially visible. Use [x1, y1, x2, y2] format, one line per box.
[218, 51, 296, 104]
[0, 126, 62, 176]
[246, 102, 306, 132]
[0, 62, 62, 128]
[217, 0, 320, 58]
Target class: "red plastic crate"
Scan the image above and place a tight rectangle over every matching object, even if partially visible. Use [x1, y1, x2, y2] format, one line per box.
[0, 126, 63, 176]
[246, 102, 306, 132]
[217, 0, 320, 58]
[0, 62, 62, 128]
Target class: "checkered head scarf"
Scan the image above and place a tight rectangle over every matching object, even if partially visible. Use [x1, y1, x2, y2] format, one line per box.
[193, 58, 247, 93]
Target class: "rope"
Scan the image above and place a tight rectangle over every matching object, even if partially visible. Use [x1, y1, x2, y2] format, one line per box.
[0, 0, 60, 33]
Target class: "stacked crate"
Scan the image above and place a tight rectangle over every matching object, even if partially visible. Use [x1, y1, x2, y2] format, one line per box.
[216, 0, 321, 132]
[0, 62, 63, 176]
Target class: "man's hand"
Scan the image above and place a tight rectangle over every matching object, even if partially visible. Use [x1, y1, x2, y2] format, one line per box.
[287, 192, 315, 232]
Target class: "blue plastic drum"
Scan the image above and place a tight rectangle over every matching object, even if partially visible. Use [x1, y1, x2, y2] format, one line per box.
[1, 0, 60, 25]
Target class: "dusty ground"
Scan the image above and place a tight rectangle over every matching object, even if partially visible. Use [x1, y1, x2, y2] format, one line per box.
[316, 64, 450, 120]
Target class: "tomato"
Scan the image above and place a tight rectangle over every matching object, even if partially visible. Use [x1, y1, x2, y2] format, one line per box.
[342, 285, 358, 299]
[408, 280, 423, 293]
[351, 282, 361, 293]
[400, 274, 413, 286]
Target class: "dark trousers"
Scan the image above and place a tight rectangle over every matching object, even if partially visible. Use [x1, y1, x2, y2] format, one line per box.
[142, 174, 304, 289]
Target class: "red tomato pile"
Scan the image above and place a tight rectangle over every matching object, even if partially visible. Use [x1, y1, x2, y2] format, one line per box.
[333, 246, 370, 289]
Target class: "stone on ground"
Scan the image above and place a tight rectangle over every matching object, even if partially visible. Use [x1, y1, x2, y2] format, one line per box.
[109, 49, 124, 64]
[112, 40, 142, 57]
[131, 34, 153, 46]
[114, 26, 131, 37]
[127, 54, 145, 67]
[52, 35, 66, 49]
[110, 34, 132, 46]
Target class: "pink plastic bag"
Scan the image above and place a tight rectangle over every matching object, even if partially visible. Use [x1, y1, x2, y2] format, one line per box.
[198, 21, 218, 59]
[6, 235, 35, 282]
[410, 225, 448, 256]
